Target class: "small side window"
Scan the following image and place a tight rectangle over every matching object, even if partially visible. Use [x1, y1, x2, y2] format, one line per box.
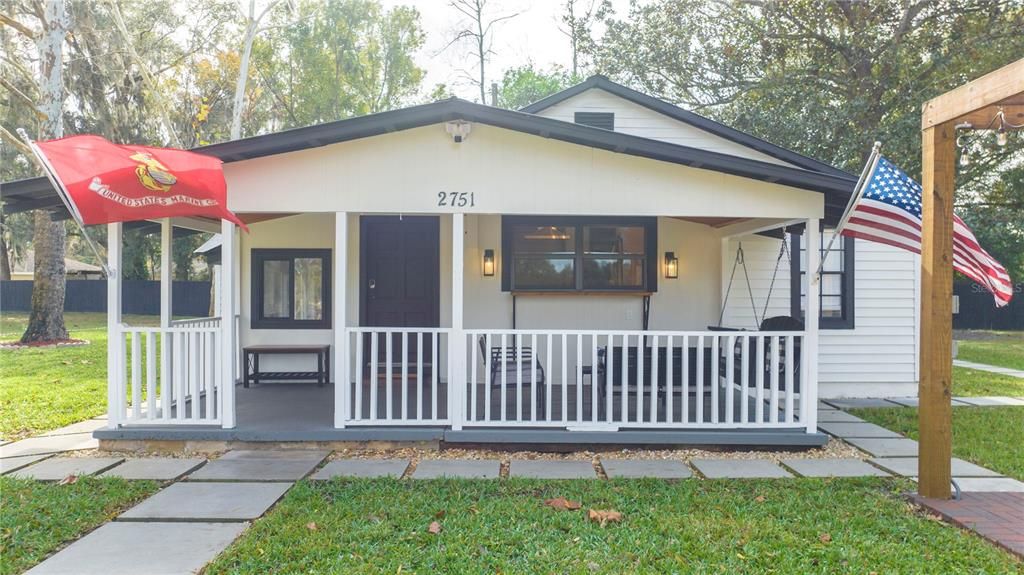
[251, 249, 331, 329]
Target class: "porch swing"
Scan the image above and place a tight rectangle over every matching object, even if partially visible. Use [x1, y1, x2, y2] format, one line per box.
[710, 233, 803, 391]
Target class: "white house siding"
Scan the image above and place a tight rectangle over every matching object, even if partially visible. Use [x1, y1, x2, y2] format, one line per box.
[223, 123, 824, 220]
[531, 88, 796, 167]
[722, 234, 920, 398]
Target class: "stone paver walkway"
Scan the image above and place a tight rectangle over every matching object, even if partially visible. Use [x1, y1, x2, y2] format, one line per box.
[782, 458, 890, 478]
[510, 460, 597, 479]
[11, 457, 123, 481]
[189, 450, 326, 481]
[911, 492, 1024, 559]
[601, 459, 691, 479]
[953, 359, 1024, 379]
[691, 458, 792, 479]
[25, 522, 249, 575]
[823, 395, 1024, 410]
[413, 459, 500, 479]
[100, 458, 206, 481]
[312, 459, 410, 479]
[120, 481, 293, 521]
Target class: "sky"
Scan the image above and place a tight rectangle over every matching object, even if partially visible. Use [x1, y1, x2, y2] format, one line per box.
[377, 0, 635, 101]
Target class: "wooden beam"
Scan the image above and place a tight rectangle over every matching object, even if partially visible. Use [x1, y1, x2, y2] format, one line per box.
[947, 105, 1024, 130]
[918, 122, 956, 499]
[922, 58, 1024, 128]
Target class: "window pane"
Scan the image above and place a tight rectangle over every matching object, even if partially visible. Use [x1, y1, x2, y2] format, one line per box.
[293, 258, 323, 320]
[583, 226, 645, 255]
[821, 234, 845, 272]
[512, 225, 575, 254]
[583, 257, 644, 289]
[513, 257, 575, 289]
[821, 273, 843, 297]
[262, 260, 290, 318]
[821, 295, 843, 317]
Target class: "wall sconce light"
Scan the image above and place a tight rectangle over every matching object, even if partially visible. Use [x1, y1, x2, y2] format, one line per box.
[483, 249, 495, 276]
[664, 251, 678, 279]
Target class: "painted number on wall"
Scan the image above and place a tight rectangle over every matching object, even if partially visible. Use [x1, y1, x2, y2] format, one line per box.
[437, 191, 475, 208]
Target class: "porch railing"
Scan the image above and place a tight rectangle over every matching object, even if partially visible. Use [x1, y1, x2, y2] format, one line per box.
[339, 328, 808, 431]
[170, 316, 222, 328]
[115, 324, 223, 425]
[342, 327, 451, 425]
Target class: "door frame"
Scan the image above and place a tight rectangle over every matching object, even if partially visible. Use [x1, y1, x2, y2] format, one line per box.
[358, 215, 441, 328]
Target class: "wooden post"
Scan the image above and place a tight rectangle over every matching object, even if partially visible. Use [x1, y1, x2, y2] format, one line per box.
[919, 122, 956, 499]
[334, 212, 348, 428]
[106, 222, 122, 428]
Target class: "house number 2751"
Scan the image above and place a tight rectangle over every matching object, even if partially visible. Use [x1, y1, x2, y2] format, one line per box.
[437, 191, 475, 208]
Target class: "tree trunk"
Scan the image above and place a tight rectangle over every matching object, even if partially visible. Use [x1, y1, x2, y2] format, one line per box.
[21, 0, 69, 344]
[0, 212, 12, 281]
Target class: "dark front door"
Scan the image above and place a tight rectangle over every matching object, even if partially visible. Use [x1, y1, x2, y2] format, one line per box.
[360, 216, 440, 328]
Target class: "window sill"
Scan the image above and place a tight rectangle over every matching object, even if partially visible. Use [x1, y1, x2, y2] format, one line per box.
[510, 290, 653, 297]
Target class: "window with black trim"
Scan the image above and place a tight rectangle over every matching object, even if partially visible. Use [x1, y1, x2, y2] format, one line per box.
[502, 216, 657, 292]
[251, 249, 331, 329]
[790, 229, 855, 329]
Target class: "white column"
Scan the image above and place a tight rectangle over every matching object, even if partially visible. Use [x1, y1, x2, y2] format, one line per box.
[803, 219, 820, 433]
[106, 222, 123, 428]
[220, 220, 237, 428]
[334, 212, 348, 428]
[160, 219, 172, 327]
[449, 213, 466, 430]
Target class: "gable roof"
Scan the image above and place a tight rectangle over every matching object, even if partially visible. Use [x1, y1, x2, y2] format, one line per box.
[2, 97, 857, 222]
[522, 75, 851, 178]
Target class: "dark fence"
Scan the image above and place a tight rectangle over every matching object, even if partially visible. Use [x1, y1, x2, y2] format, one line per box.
[1, 280, 212, 317]
[954, 279, 1024, 330]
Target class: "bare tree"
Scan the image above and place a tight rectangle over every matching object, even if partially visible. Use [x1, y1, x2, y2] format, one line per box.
[558, 0, 600, 78]
[21, 0, 70, 342]
[445, 0, 518, 103]
[231, 0, 291, 141]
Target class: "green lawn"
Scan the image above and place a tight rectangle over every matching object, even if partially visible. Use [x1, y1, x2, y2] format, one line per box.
[206, 478, 1023, 574]
[953, 366, 1024, 397]
[0, 312, 157, 441]
[957, 332, 1024, 371]
[852, 406, 1024, 481]
[0, 476, 159, 575]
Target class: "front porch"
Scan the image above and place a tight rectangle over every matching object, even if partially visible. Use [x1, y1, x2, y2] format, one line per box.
[96, 379, 825, 446]
[100, 209, 825, 448]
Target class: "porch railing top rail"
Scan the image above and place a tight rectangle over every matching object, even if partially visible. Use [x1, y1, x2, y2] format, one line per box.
[464, 328, 806, 337]
[171, 315, 221, 326]
[120, 324, 220, 333]
[345, 326, 452, 334]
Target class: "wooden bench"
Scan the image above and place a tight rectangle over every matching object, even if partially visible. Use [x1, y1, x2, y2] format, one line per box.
[242, 345, 331, 388]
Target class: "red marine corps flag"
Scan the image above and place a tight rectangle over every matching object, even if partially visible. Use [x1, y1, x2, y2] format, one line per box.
[27, 134, 246, 230]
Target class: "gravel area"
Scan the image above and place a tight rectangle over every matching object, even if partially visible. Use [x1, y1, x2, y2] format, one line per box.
[326, 438, 861, 467]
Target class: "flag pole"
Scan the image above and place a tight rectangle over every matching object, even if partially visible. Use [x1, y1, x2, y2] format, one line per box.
[814, 141, 882, 279]
[16, 128, 113, 277]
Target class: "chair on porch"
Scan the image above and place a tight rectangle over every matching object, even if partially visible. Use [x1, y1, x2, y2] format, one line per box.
[477, 336, 547, 409]
[714, 316, 804, 393]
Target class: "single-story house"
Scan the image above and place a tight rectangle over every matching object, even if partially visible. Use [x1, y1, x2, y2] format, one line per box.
[9, 248, 105, 280]
[0, 76, 920, 449]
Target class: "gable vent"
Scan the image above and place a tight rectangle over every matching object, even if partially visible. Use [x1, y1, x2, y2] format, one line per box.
[574, 112, 614, 130]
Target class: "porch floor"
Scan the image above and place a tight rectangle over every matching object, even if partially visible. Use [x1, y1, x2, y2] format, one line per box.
[95, 382, 826, 447]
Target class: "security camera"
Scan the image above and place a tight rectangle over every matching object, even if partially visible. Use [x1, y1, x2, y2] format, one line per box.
[445, 121, 472, 143]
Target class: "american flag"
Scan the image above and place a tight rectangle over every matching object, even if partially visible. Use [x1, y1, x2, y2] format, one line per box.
[840, 154, 1013, 307]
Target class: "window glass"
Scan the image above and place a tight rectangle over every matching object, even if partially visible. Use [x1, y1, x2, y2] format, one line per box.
[512, 225, 575, 254]
[583, 226, 645, 255]
[293, 258, 323, 320]
[513, 258, 575, 289]
[793, 229, 852, 328]
[262, 260, 290, 318]
[583, 258, 645, 289]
